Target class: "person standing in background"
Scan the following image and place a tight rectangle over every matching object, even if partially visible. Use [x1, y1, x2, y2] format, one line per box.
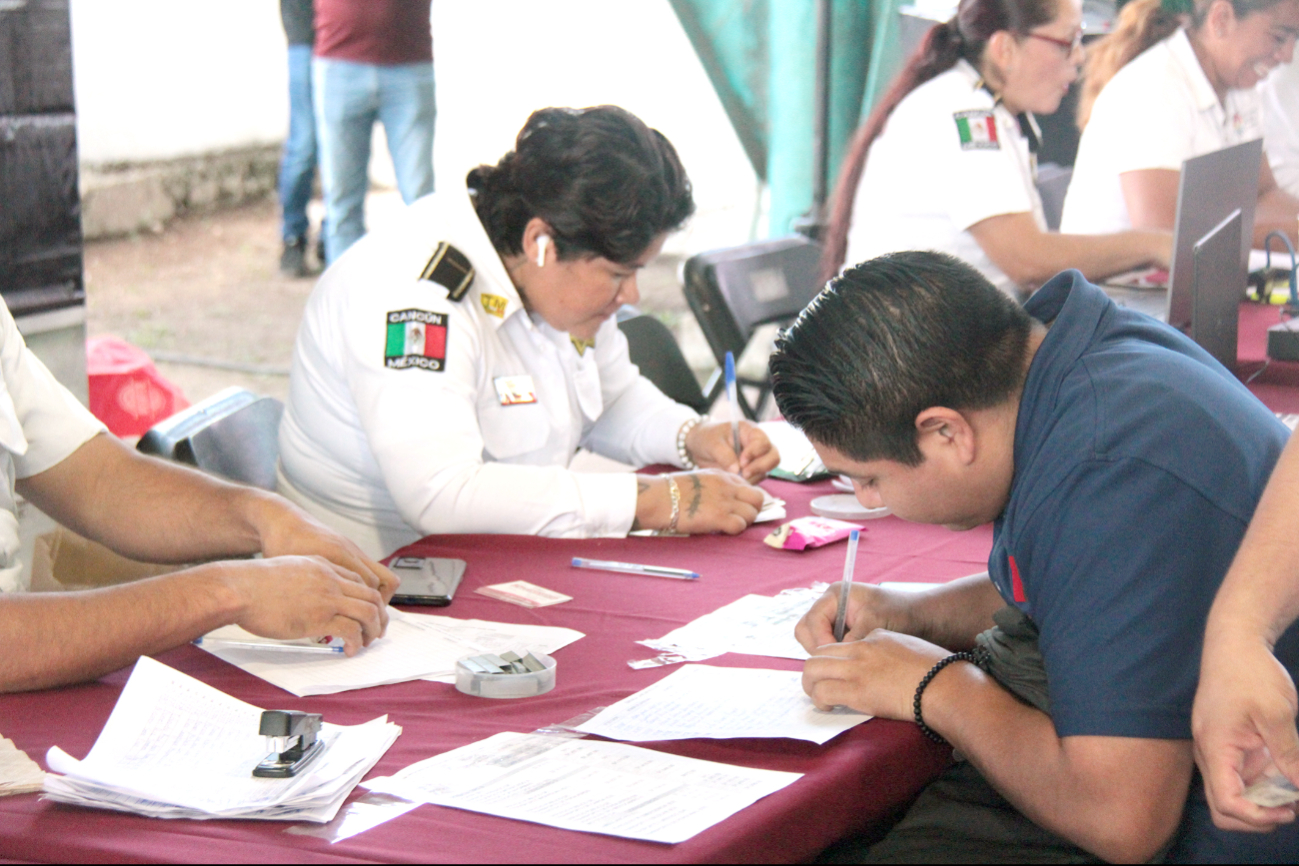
[1260, 55, 1299, 198]
[314, 0, 435, 266]
[278, 0, 320, 277]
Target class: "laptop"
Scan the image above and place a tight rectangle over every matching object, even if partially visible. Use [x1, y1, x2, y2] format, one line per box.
[1101, 138, 1262, 331]
[1189, 208, 1244, 368]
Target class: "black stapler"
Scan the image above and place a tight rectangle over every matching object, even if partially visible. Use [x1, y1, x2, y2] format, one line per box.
[253, 710, 325, 778]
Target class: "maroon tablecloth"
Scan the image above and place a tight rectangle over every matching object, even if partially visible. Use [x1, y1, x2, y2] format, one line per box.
[1238, 301, 1299, 412]
[0, 479, 993, 864]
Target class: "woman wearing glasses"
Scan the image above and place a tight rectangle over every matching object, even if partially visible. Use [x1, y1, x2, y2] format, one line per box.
[822, 0, 1171, 297]
[1063, 0, 1299, 245]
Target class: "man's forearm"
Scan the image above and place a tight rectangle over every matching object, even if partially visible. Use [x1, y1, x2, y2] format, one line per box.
[903, 573, 1005, 650]
[922, 661, 1193, 862]
[1209, 434, 1299, 646]
[0, 567, 241, 692]
[18, 434, 277, 563]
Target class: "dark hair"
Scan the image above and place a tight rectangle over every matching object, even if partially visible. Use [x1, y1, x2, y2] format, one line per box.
[467, 105, 695, 265]
[771, 251, 1034, 465]
[821, 0, 1058, 280]
[1078, 0, 1291, 128]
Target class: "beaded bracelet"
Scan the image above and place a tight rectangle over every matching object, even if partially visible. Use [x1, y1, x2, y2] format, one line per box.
[913, 647, 990, 745]
[665, 476, 682, 534]
[676, 416, 704, 469]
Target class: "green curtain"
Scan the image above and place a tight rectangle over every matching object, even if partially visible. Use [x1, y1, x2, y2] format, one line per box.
[668, 0, 881, 236]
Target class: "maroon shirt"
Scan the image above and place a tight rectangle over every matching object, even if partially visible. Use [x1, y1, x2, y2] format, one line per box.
[313, 0, 432, 65]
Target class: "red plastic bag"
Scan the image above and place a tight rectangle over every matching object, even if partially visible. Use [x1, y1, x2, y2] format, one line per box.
[85, 336, 189, 438]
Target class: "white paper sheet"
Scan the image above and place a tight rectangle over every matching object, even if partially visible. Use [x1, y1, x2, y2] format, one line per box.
[760, 420, 827, 478]
[576, 665, 870, 745]
[639, 586, 824, 663]
[363, 731, 801, 844]
[0, 737, 44, 795]
[196, 609, 583, 695]
[42, 657, 400, 822]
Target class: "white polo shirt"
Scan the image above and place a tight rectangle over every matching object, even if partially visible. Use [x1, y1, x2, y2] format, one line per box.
[1260, 55, 1299, 198]
[278, 188, 698, 558]
[0, 301, 105, 592]
[1062, 27, 1263, 234]
[845, 59, 1046, 297]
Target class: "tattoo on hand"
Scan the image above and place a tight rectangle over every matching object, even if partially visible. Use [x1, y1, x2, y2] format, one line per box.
[687, 474, 703, 518]
[637, 479, 650, 495]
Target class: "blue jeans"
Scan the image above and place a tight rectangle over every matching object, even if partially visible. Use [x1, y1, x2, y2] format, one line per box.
[278, 44, 317, 243]
[313, 57, 435, 265]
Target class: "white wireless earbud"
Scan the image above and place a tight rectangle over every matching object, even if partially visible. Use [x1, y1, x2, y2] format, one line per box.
[536, 234, 551, 268]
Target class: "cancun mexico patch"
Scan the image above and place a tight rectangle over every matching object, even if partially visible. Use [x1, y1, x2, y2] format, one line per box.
[384, 309, 448, 371]
[953, 110, 999, 150]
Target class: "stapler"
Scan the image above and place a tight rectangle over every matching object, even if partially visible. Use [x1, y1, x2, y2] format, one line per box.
[253, 710, 325, 778]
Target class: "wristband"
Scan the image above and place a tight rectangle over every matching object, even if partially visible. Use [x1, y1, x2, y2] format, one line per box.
[913, 647, 990, 745]
[676, 416, 703, 469]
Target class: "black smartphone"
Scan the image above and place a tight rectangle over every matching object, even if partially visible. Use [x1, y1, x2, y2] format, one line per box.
[389, 557, 466, 606]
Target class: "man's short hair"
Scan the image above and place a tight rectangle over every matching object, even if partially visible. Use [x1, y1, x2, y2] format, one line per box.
[770, 251, 1034, 465]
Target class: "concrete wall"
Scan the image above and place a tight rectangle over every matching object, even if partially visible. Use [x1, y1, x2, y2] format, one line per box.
[69, 0, 762, 250]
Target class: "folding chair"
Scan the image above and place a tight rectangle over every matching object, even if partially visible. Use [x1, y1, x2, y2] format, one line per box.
[682, 236, 823, 419]
[1036, 163, 1073, 232]
[616, 309, 710, 414]
[137, 386, 284, 491]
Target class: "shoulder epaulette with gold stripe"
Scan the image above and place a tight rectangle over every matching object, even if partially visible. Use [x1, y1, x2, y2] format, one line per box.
[418, 242, 475, 302]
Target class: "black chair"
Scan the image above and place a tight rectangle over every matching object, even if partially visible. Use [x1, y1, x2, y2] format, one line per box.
[1036, 163, 1073, 232]
[137, 387, 284, 491]
[682, 236, 823, 419]
[616, 308, 710, 414]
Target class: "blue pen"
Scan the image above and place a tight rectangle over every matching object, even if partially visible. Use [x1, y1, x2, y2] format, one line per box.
[724, 351, 741, 462]
[572, 557, 700, 581]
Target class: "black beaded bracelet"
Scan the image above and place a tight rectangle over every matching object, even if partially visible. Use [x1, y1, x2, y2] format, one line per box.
[913, 648, 989, 745]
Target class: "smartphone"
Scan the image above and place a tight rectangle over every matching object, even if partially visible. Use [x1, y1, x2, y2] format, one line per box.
[389, 557, 466, 606]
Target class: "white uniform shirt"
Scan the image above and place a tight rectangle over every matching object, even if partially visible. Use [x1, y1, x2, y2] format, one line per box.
[1260, 55, 1299, 198]
[845, 59, 1046, 297]
[1062, 28, 1263, 234]
[0, 301, 105, 592]
[279, 189, 698, 557]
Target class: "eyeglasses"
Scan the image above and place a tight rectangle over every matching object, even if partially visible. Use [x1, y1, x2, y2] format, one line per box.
[1027, 30, 1084, 55]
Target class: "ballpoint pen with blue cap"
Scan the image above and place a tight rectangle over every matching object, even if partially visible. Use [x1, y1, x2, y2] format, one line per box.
[725, 351, 741, 466]
[833, 529, 861, 642]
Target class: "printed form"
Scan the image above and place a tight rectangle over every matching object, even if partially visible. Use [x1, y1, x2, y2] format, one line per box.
[197, 608, 583, 696]
[363, 731, 801, 844]
[639, 586, 824, 662]
[576, 665, 870, 745]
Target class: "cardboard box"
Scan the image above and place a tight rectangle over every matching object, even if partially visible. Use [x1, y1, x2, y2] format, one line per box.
[30, 527, 178, 593]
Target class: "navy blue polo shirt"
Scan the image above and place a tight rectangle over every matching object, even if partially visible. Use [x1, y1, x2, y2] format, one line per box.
[988, 271, 1299, 862]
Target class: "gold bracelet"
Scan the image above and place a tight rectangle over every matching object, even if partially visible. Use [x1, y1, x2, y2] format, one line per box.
[665, 476, 682, 534]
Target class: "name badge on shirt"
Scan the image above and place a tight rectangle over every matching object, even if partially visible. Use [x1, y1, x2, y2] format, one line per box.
[494, 375, 537, 406]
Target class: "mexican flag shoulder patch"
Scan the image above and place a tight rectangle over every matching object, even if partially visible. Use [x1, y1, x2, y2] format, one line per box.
[953, 110, 999, 150]
[385, 309, 448, 372]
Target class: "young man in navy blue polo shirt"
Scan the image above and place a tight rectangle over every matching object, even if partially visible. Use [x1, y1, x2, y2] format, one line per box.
[773, 251, 1299, 862]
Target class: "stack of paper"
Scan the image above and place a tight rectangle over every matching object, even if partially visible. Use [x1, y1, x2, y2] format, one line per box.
[760, 420, 829, 482]
[639, 585, 824, 663]
[0, 737, 44, 795]
[363, 732, 801, 844]
[42, 657, 400, 822]
[576, 665, 870, 745]
[196, 608, 583, 696]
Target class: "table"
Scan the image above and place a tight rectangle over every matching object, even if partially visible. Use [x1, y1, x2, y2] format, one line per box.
[1237, 301, 1299, 412]
[0, 478, 993, 864]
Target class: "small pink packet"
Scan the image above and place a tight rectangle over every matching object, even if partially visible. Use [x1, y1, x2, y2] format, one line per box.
[764, 516, 865, 551]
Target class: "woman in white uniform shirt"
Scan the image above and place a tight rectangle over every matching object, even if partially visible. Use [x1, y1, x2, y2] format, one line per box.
[278, 106, 777, 558]
[1064, 0, 1299, 245]
[822, 0, 1171, 296]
